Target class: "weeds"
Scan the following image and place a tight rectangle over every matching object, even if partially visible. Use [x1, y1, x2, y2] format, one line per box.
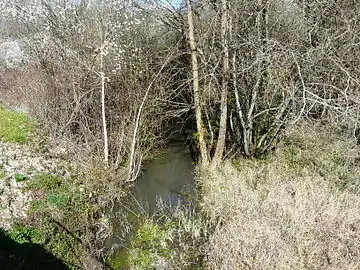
[14, 173, 26, 183]
[7, 225, 44, 244]
[25, 172, 63, 191]
[24, 171, 98, 269]
[107, 205, 216, 270]
[0, 106, 33, 143]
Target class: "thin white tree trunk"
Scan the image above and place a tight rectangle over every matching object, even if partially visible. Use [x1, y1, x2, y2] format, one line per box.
[128, 58, 172, 181]
[100, 50, 109, 165]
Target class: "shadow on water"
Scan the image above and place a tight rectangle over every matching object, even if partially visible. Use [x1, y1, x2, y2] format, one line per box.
[0, 229, 68, 270]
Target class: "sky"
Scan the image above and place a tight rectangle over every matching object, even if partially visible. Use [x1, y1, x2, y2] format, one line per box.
[160, 0, 183, 9]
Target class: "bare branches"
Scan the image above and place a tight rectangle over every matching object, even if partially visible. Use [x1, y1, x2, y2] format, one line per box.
[128, 52, 174, 181]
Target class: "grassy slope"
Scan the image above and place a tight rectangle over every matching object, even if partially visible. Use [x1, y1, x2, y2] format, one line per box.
[0, 105, 33, 143]
[201, 123, 360, 270]
[0, 106, 91, 268]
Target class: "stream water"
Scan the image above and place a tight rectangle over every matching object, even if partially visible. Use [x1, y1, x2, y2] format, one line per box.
[107, 143, 195, 251]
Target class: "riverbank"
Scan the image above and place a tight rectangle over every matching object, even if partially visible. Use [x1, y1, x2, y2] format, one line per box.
[0, 106, 209, 269]
[0, 106, 106, 269]
[2, 104, 360, 269]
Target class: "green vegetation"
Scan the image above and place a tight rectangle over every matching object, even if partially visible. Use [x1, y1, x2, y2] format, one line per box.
[25, 172, 63, 191]
[0, 166, 5, 180]
[7, 225, 44, 244]
[0, 106, 33, 143]
[128, 220, 171, 269]
[107, 208, 213, 269]
[14, 173, 26, 182]
[1, 0, 359, 268]
[107, 217, 172, 269]
[23, 172, 96, 269]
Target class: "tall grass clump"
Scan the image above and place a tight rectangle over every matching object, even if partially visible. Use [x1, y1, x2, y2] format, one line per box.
[107, 203, 216, 270]
[200, 123, 360, 270]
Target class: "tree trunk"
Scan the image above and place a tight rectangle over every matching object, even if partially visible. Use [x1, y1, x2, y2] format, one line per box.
[211, 0, 229, 168]
[100, 50, 109, 165]
[185, 0, 209, 165]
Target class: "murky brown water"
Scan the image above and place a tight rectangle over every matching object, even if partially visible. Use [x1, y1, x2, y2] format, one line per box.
[106, 144, 195, 251]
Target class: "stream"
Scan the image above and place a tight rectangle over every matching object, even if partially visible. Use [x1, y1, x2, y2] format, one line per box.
[107, 143, 196, 251]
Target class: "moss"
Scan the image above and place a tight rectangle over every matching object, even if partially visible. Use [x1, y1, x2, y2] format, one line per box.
[0, 106, 33, 143]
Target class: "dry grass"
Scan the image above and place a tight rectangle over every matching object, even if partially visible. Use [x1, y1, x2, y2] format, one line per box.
[200, 123, 360, 270]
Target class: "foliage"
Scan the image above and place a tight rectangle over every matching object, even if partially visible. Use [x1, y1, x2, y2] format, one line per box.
[0, 106, 33, 143]
[14, 173, 26, 182]
[7, 225, 44, 245]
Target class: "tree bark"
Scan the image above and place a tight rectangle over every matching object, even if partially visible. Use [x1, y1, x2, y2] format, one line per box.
[211, 0, 229, 168]
[185, 0, 209, 165]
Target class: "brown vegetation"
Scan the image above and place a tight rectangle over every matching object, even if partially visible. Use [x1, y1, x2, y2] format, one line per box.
[201, 124, 360, 269]
[0, 0, 360, 269]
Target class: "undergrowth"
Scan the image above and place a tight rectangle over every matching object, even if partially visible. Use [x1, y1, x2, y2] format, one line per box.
[107, 207, 215, 270]
[201, 123, 360, 269]
[22, 171, 100, 269]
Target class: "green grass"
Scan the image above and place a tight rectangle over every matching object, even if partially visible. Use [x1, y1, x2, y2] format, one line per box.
[25, 172, 63, 191]
[0, 105, 33, 143]
[46, 192, 69, 209]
